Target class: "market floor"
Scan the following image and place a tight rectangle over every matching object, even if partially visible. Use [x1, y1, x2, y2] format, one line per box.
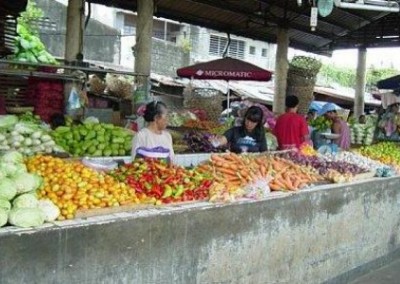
[349, 258, 400, 284]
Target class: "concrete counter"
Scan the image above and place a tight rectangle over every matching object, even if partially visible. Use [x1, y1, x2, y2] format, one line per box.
[0, 177, 400, 284]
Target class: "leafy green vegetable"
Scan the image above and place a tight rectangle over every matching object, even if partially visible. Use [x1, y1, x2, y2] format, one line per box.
[1, 151, 24, 164]
[13, 193, 39, 209]
[0, 162, 27, 178]
[8, 207, 45, 228]
[0, 115, 18, 130]
[0, 178, 17, 201]
[0, 198, 12, 212]
[38, 199, 60, 222]
[12, 172, 41, 194]
[0, 209, 8, 227]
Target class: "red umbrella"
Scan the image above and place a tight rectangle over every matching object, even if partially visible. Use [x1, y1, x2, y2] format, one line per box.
[177, 57, 272, 81]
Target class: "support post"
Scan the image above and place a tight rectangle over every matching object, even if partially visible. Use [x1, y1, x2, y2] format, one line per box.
[354, 47, 367, 119]
[134, 0, 154, 108]
[273, 28, 289, 115]
[64, 0, 84, 62]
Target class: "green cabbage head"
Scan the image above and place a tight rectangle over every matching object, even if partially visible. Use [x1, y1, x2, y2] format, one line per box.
[0, 209, 8, 227]
[0, 178, 17, 201]
[8, 207, 45, 228]
[0, 198, 12, 212]
[13, 193, 38, 209]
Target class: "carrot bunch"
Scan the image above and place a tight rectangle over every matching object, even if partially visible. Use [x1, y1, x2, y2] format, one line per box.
[265, 157, 323, 191]
[197, 153, 323, 196]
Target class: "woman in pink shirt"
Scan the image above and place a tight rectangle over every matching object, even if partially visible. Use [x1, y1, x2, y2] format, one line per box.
[325, 110, 351, 150]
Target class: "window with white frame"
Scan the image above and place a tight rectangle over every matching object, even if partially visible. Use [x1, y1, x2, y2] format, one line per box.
[209, 35, 245, 59]
[261, 48, 267, 57]
[123, 14, 136, 35]
[249, 46, 256, 55]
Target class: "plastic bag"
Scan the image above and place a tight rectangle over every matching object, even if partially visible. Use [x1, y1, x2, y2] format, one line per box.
[67, 87, 81, 110]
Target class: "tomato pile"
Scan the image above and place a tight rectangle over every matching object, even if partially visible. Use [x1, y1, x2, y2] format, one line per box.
[26, 155, 140, 220]
[110, 158, 213, 204]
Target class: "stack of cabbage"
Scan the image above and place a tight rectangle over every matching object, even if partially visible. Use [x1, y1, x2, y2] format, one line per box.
[0, 115, 63, 155]
[0, 152, 60, 228]
[350, 123, 375, 145]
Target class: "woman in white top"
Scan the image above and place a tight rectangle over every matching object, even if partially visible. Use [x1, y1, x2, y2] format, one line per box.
[131, 101, 174, 162]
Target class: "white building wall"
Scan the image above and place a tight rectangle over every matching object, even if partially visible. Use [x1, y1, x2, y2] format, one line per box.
[54, 1, 277, 72]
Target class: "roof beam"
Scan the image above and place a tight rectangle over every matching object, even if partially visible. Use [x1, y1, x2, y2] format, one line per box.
[185, 0, 337, 41]
[258, 0, 353, 32]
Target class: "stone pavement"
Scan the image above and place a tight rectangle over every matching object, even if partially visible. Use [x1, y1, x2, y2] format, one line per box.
[349, 258, 400, 284]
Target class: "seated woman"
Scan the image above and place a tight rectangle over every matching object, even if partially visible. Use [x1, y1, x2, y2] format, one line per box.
[211, 106, 267, 153]
[131, 101, 174, 162]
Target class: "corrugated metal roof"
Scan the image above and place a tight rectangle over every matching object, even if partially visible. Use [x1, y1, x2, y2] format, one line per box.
[88, 0, 399, 55]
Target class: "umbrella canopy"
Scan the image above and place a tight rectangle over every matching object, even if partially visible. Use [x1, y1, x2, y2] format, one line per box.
[310, 101, 341, 113]
[377, 75, 400, 90]
[318, 102, 342, 116]
[177, 57, 273, 81]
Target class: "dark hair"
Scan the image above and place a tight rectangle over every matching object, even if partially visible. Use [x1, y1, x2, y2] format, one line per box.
[143, 101, 167, 122]
[285, 95, 299, 108]
[50, 113, 65, 129]
[242, 106, 264, 139]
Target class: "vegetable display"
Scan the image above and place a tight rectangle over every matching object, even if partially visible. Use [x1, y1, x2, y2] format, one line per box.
[310, 116, 332, 132]
[13, 24, 58, 65]
[183, 131, 225, 153]
[51, 122, 133, 157]
[110, 158, 212, 204]
[277, 151, 368, 180]
[197, 153, 323, 202]
[321, 151, 395, 177]
[0, 115, 61, 155]
[0, 151, 52, 228]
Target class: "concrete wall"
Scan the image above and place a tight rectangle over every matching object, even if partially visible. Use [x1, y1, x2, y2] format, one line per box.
[0, 178, 400, 283]
[36, 0, 120, 64]
[151, 39, 190, 77]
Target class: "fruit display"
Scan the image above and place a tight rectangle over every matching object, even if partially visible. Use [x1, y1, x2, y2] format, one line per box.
[0, 115, 62, 155]
[110, 158, 213, 204]
[277, 151, 368, 181]
[0, 151, 58, 228]
[26, 155, 139, 220]
[51, 122, 133, 157]
[320, 151, 395, 178]
[357, 142, 400, 169]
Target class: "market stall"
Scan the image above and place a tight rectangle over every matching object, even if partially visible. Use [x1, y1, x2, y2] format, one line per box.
[1, 3, 400, 284]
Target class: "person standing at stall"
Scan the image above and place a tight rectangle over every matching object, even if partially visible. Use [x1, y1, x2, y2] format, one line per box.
[211, 106, 267, 153]
[324, 108, 351, 150]
[274, 95, 309, 150]
[131, 101, 174, 162]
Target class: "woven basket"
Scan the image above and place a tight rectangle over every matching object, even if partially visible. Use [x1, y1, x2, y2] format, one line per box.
[286, 56, 322, 115]
[89, 75, 106, 94]
[183, 87, 224, 122]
